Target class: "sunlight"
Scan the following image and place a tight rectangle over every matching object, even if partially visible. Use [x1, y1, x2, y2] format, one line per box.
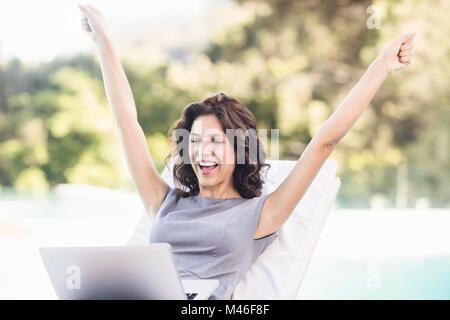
[0, 0, 220, 62]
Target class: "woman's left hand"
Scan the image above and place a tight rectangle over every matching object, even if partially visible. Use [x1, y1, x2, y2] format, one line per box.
[374, 32, 416, 76]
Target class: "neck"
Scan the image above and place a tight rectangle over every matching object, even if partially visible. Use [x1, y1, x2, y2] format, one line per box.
[198, 185, 242, 199]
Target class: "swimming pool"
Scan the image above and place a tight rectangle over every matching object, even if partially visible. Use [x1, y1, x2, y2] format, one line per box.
[297, 208, 450, 299]
[1, 185, 449, 299]
[297, 256, 450, 299]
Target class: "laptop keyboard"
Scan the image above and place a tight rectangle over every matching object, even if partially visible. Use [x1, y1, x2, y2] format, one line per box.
[185, 293, 198, 300]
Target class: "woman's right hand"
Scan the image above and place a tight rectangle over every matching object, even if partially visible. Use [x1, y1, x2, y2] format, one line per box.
[78, 4, 110, 44]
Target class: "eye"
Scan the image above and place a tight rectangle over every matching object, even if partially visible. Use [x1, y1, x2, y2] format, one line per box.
[190, 139, 200, 143]
[213, 140, 224, 144]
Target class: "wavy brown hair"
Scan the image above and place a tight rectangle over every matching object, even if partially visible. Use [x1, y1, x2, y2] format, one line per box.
[165, 92, 270, 199]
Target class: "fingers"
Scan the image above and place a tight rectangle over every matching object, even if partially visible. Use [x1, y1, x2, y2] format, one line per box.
[78, 3, 102, 16]
[399, 49, 413, 63]
[397, 32, 415, 65]
[78, 3, 89, 15]
[87, 4, 102, 15]
[399, 47, 412, 63]
[399, 49, 413, 57]
[401, 42, 413, 50]
[397, 32, 416, 45]
[80, 16, 92, 32]
[78, 4, 92, 32]
[403, 36, 415, 44]
[400, 56, 412, 64]
[78, 3, 104, 35]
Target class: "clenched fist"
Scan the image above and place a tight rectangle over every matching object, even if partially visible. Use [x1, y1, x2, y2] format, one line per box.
[375, 32, 416, 75]
[78, 4, 109, 44]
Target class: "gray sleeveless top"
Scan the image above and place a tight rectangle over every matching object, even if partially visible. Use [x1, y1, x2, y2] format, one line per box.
[149, 186, 279, 300]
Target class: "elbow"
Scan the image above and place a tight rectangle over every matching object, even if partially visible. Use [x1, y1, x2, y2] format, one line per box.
[316, 132, 340, 150]
[324, 137, 340, 150]
[316, 122, 341, 150]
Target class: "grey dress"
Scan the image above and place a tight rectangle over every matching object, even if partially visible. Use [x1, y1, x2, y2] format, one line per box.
[150, 186, 279, 300]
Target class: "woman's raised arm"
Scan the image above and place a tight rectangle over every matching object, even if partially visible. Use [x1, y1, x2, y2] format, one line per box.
[78, 4, 169, 220]
[254, 32, 416, 239]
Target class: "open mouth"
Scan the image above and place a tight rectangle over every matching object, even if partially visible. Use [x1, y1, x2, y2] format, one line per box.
[197, 163, 219, 175]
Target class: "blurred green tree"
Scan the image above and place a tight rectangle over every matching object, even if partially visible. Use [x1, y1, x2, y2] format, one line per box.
[0, 0, 448, 207]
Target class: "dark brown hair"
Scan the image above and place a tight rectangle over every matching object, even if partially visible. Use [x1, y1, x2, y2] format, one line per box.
[165, 92, 270, 199]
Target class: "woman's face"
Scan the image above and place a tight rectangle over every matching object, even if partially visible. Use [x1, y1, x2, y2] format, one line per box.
[189, 114, 236, 193]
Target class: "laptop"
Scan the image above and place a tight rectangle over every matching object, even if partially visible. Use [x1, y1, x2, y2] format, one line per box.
[39, 243, 219, 300]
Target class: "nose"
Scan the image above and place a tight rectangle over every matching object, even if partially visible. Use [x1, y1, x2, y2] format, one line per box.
[200, 139, 215, 158]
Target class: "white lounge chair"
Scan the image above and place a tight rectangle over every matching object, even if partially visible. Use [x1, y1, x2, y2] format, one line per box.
[128, 158, 341, 299]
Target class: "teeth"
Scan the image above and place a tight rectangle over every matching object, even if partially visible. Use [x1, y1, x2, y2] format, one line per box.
[199, 162, 216, 167]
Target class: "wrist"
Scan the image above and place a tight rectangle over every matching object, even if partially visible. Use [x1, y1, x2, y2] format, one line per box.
[369, 58, 389, 80]
[95, 30, 113, 50]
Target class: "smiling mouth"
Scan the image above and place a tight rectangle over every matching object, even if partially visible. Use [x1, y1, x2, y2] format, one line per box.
[197, 163, 219, 175]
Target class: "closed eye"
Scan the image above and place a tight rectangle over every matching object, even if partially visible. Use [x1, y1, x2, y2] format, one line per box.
[190, 139, 224, 144]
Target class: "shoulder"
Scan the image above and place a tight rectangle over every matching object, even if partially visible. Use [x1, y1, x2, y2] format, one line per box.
[227, 194, 270, 227]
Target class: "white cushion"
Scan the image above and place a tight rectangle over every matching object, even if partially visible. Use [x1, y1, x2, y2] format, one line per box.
[127, 159, 340, 299]
[232, 159, 340, 299]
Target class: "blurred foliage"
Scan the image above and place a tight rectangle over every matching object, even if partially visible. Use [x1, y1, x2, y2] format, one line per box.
[0, 0, 448, 207]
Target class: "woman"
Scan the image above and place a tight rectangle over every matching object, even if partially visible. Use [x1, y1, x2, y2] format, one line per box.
[78, 4, 415, 299]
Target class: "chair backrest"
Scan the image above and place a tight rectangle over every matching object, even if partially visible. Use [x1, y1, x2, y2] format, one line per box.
[127, 158, 341, 299]
[232, 159, 340, 299]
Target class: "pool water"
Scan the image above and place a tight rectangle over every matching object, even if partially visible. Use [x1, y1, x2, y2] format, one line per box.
[1, 186, 450, 299]
[298, 256, 450, 299]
